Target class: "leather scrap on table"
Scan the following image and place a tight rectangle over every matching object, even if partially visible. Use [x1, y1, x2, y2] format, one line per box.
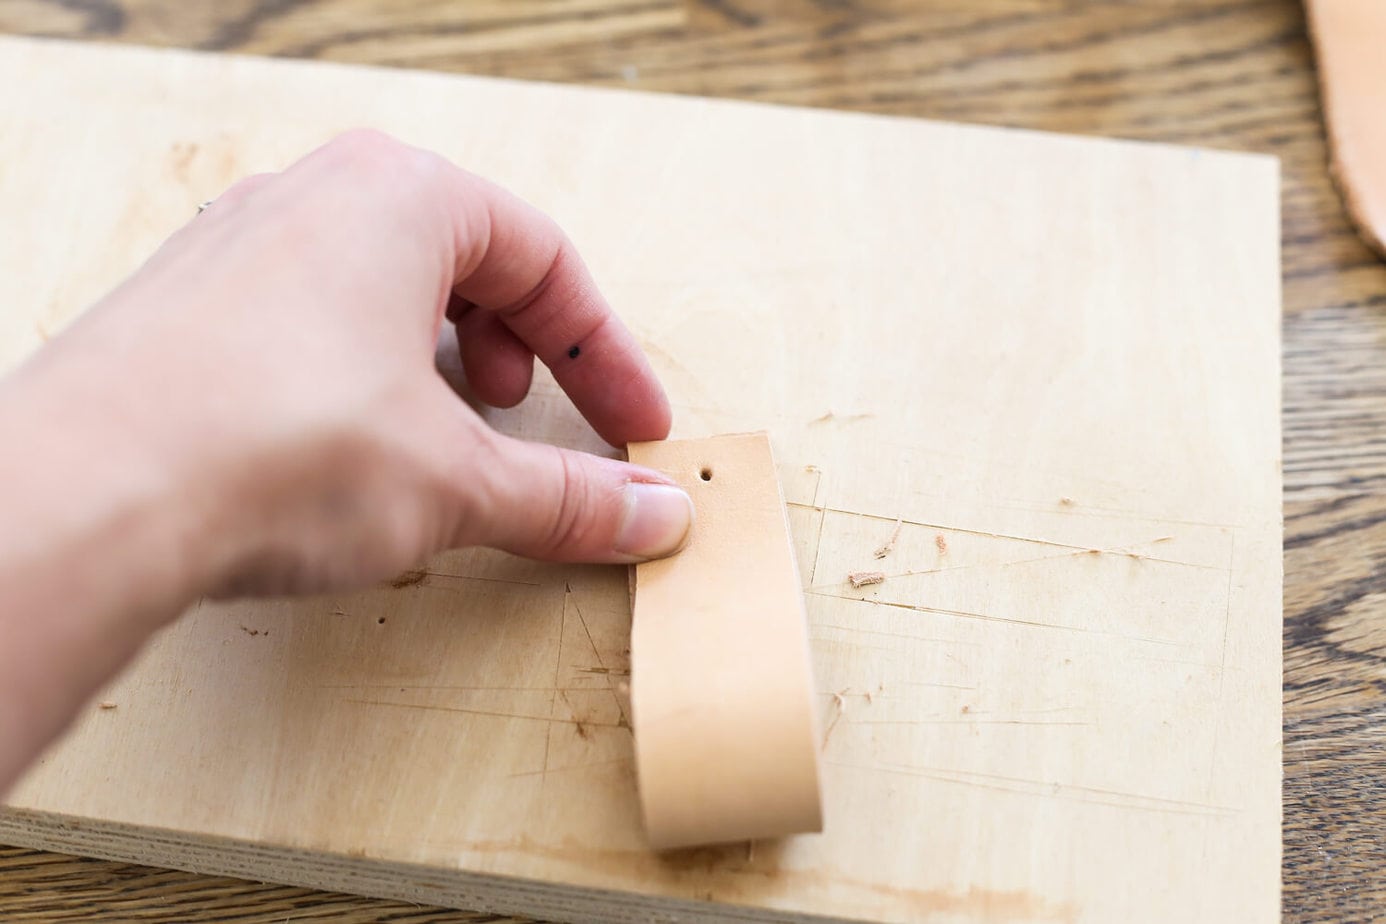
[1308, 0, 1386, 258]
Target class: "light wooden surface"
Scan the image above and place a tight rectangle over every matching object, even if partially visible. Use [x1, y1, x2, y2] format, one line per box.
[0, 2, 1381, 923]
[0, 33, 1282, 924]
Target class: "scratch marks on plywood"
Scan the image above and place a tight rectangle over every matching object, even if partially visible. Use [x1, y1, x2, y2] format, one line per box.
[789, 500, 1240, 540]
[385, 567, 542, 590]
[323, 682, 617, 693]
[507, 757, 633, 780]
[816, 683, 1069, 750]
[341, 698, 626, 731]
[823, 539, 1208, 597]
[821, 691, 847, 749]
[1206, 534, 1238, 806]
[811, 593, 1183, 646]
[542, 586, 568, 782]
[790, 484, 1237, 669]
[848, 714, 1093, 729]
[568, 583, 631, 730]
[810, 624, 972, 647]
[829, 760, 1239, 818]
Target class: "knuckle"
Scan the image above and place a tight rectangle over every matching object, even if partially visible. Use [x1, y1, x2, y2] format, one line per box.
[543, 449, 601, 557]
[448, 423, 510, 545]
[462, 433, 613, 559]
[321, 129, 441, 204]
[329, 127, 402, 161]
[323, 129, 420, 183]
[497, 241, 569, 323]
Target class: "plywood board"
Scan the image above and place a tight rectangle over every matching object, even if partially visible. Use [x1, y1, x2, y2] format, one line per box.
[0, 36, 1282, 924]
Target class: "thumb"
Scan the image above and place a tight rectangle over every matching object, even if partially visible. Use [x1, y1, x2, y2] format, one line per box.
[467, 432, 694, 564]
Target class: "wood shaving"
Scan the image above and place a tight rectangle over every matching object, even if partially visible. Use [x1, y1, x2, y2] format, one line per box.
[98, 702, 117, 710]
[822, 690, 849, 748]
[811, 411, 875, 425]
[389, 566, 428, 588]
[873, 518, 903, 559]
[848, 570, 886, 588]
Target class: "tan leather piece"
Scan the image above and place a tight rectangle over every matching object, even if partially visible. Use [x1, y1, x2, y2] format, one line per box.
[627, 433, 824, 850]
[1309, 0, 1386, 257]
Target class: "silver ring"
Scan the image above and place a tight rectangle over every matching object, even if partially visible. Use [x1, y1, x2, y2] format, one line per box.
[196, 200, 213, 214]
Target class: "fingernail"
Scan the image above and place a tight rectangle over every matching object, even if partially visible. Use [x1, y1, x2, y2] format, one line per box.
[616, 483, 694, 560]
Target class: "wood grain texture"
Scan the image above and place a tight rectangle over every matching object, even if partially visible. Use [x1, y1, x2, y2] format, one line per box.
[0, 1, 1375, 922]
[0, 844, 524, 923]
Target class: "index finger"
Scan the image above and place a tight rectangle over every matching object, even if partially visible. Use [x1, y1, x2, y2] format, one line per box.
[438, 164, 672, 447]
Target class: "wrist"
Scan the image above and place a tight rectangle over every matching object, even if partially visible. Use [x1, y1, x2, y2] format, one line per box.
[0, 340, 244, 787]
[0, 343, 232, 627]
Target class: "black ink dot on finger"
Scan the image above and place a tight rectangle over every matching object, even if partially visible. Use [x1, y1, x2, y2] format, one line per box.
[568, 345, 581, 359]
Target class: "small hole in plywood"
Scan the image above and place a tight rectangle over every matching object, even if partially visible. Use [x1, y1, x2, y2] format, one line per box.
[699, 467, 713, 482]
[377, 617, 387, 625]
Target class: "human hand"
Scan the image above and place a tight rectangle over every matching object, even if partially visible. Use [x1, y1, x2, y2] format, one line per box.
[0, 129, 695, 787]
[15, 130, 693, 600]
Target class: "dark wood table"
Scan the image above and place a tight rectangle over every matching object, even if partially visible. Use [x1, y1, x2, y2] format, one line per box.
[2, 1, 1383, 921]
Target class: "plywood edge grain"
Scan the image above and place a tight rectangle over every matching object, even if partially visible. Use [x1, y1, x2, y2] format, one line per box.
[0, 807, 848, 924]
